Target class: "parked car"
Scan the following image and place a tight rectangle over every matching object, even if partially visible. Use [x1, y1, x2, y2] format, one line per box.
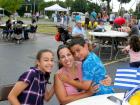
[71, 12, 85, 21]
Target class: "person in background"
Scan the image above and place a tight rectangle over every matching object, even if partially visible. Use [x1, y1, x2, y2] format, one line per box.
[72, 20, 87, 39]
[122, 35, 140, 68]
[65, 14, 70, 26]
[31, 13, 36, 24]
[63, 37, 114, 95]
[6, 16, 13, 29]
[90, 9, 97, 28]
[85, 11, 90, 30]
[60, 12, 65, 25]
[4, 16, 13, 39]
[36, 12, 39, 22]
[75, 13, 81, 22]
[109, 12, 116, 25]
[93, 19, 105, 32]
[55, 44, 98, 105]
[8, 49, 55, 105]
[128, 19, 140, 36]
[101, 11, 109, 22]
[123, 11, 130, 22]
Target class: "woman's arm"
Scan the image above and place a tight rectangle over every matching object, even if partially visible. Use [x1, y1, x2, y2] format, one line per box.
[54, 74, 96, 105]
[58, 73, 92, 90]
[8, 81, 29, 105]
[44, 85, 54, 102]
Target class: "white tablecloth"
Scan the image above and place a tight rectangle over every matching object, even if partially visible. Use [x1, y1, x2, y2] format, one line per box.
[67, 93, 124, 105]
[89, 31, 128, 37]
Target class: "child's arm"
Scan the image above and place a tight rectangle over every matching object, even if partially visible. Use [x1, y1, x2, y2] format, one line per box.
[54, 74, 98, 105]
[100, 75, 112, 86]
[44, 85, 54, 102]
[8, 81, 29, 105]
[58, 73, 92, 90]
[122, 45, 129, 53]
[59, 73, 112, 89]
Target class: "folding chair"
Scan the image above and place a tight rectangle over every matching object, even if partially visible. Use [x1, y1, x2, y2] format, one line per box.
[98, 37, 113, 60]
[0, 84, 14, 101]
[114, 37, 128, 60]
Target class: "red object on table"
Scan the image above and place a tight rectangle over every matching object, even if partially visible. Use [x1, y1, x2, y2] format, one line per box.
[114, 17, 126, 26]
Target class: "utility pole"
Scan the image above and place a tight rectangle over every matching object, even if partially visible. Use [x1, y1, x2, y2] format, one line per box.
[33, 0, 36, 14]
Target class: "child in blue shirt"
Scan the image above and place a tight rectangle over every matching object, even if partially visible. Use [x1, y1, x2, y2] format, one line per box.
[63, 37, 114, 95]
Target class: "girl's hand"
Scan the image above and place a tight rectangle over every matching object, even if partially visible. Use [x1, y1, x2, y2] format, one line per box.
[122, 48, 128, 54]
[100, 75, 112, 86]
[58, 73, 69, 83]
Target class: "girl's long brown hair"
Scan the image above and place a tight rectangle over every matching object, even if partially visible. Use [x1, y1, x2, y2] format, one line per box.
[130, 35, 140, 52]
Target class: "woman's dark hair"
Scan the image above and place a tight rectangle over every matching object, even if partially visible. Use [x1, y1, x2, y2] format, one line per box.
[57, 44, 68, 69]
[129, 35, 140, 52]
[36, 49, 54, 83]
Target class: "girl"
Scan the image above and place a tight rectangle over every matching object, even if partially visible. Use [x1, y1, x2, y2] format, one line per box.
[8, 49, 54, 105]
[122, 35, 140, 68]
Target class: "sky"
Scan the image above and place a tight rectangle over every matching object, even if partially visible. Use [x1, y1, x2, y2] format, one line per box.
[44, 0, 140, 12]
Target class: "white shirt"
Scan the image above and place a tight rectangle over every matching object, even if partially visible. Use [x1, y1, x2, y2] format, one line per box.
[125, 45, 140, 62]
[72, 26, 87, 39]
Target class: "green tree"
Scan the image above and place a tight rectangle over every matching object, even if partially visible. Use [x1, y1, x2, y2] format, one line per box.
[101, 0, 111, 14]
[134, 2, 140, 19]
[0, 0, 23, 14]
[117, 0, 131, 3]
[65, 0, 73, 7]
[71, 0, 87, 12]
[86, 2, 100, 14]
[117, 0, 131, 16]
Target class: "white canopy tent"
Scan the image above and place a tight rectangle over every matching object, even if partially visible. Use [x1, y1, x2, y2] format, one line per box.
[44, 4, 68, 23]
[44, 4, 68, 11]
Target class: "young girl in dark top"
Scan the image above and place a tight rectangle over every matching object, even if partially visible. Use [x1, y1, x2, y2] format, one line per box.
[122, 35, 140, 68]
[8, 49, 54, 105]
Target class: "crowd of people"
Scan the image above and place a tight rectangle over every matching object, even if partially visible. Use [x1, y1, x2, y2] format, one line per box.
[0, 15, 38, 44]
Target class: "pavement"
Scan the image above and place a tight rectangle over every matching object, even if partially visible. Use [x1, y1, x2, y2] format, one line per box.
[0, 19, 130, 105]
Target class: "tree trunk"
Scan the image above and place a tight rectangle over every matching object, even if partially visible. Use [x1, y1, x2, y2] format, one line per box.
[107, 0, 110, 15]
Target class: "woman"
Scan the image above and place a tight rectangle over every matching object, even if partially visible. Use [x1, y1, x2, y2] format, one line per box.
[54, 44, 111, 105]
[55, 45, 98, 105]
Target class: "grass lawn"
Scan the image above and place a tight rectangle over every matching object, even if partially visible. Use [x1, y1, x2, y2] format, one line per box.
[1, 16, 57, 35]
[37, 24, 57, 35]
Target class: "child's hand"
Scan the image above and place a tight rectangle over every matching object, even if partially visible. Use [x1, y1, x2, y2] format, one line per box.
[100, 75, 112, 86]
[122, 49, 128, 54]
[87, 84, 99, 95]
[58, 73, 69, 83]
